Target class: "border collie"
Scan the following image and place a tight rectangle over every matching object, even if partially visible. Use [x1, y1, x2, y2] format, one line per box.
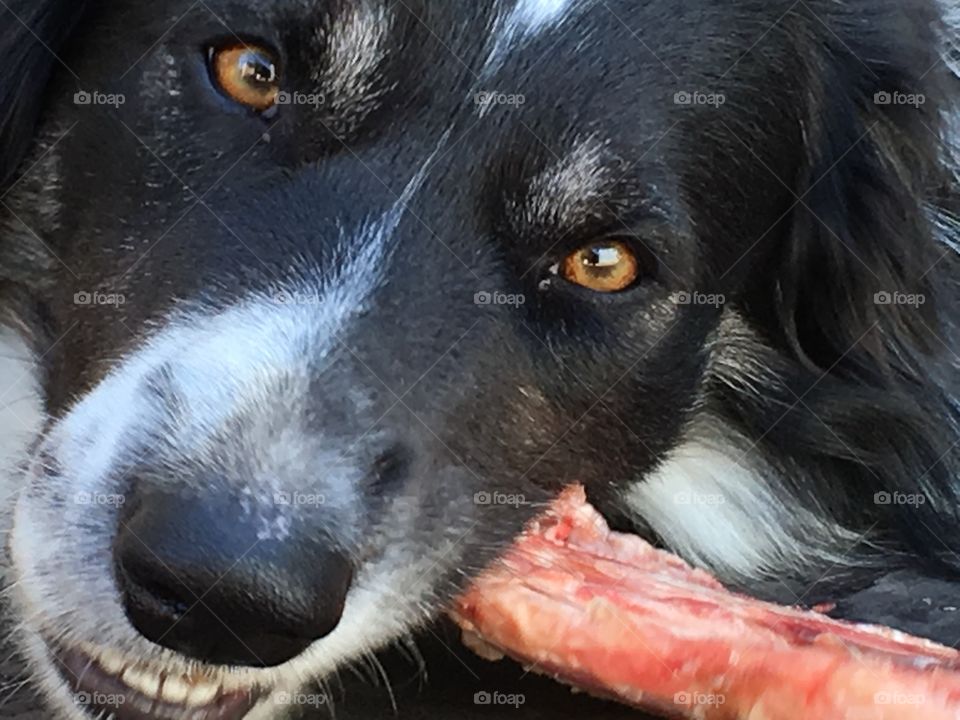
[1, 1, 958, 718]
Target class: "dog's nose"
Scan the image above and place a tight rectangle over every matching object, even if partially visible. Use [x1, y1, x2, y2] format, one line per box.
[113, 488, 353, 667]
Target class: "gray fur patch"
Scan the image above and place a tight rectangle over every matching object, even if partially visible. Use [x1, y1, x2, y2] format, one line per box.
[513, 136, 613, 229]
[308, 0, 395, 136]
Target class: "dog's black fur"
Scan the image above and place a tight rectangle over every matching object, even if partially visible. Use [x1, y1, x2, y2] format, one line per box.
[0, 1, 84, 188]
[1, 1, 959, 718]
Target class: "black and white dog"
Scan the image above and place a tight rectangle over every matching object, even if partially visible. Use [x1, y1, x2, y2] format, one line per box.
[1, 0, 959, 718]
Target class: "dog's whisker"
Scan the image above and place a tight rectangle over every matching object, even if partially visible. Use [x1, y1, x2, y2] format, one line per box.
[0, 676, 33, 713]
[0, 675, 29, 695]
[365, 649, 397, 714]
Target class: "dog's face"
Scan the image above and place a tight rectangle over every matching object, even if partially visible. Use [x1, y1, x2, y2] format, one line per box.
[2, 0, 956, 718]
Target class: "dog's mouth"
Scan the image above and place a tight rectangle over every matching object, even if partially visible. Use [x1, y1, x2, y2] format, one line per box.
[51, 642, 263, 720]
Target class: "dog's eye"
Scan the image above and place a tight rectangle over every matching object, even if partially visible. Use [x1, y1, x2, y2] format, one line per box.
[210, 43, 280, 111]
[561, 240, 642, 293]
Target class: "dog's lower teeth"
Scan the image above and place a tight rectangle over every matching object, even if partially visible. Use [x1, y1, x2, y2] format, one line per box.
[184, 681, 219, 707]
[97, 653, 223, 707]
[51, 642, 262, 719]
[121, 666, 161, 698]
[160, 675, 191, 704]
[96, 649, 127, 675]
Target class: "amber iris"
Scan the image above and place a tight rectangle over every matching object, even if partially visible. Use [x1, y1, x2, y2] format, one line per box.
[211, 43, 280, 111]
[561, 240, 641, 292]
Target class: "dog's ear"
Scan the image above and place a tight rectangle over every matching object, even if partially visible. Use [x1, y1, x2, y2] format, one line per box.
[774, 1, 956, 380]
[0, 0, 86, 190]
[772, 1, 960, 562]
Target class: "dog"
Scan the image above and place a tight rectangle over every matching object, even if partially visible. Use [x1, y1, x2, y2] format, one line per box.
[1, 0, 958, 718]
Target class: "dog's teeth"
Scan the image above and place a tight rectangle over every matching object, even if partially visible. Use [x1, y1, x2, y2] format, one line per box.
[122, 666, 161, 698]
[161, 676, 191, 704]
[71, 646, 235, 708]
[183, 681, 219, 706]
[97, 650, 127, 675]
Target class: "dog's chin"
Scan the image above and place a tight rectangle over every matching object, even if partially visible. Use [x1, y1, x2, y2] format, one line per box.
[23, 631, 276, 720]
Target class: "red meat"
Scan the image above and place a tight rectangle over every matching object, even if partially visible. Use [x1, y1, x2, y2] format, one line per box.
[451, 487, 960, 719]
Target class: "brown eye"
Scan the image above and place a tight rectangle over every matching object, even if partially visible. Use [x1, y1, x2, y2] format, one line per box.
[210, 43, 280, 111]
[561, 240, 642, 293]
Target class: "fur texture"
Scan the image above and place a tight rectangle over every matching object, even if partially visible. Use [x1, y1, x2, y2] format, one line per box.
[0, 1, 958, 718]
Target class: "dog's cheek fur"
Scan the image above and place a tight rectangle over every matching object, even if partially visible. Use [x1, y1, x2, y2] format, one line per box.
[613, 1, 960, 604]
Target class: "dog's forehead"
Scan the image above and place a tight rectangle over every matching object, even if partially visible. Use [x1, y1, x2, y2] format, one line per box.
[194, 0, 580, 39]
[286, 0, 580, 34]
[285, 0, 584, 76]
[106, 0, 700, 137]
[210, 0, 605, 76]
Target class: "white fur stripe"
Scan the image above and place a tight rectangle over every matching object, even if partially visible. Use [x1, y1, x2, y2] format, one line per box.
[622, 438, 860, 580]
[0, 330, 42, 499]
[483, 0, 577, 76]
[512, 0, 575, 29]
